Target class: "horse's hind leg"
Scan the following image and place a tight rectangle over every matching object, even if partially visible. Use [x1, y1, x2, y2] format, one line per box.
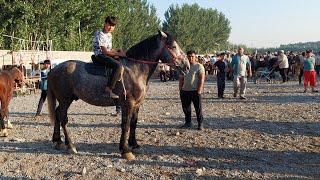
[59, 101, 77, 154]
[129, 107, 140, 149]
[52, 106, 65, 150]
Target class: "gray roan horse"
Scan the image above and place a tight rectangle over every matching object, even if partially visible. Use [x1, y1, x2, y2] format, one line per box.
[47, 31, 190, 160]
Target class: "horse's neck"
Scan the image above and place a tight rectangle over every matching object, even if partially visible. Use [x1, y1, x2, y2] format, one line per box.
[9, 69, 18, 80]
[124, 62, 158, 84]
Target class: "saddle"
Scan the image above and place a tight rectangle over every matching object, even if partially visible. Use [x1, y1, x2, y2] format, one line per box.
[84, 55, 113, 77]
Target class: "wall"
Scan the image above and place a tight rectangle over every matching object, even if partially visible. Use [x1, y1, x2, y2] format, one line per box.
[0, 50, 93, 69]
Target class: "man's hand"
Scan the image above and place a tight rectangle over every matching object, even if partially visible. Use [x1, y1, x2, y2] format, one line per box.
[117, 49, 126, 57]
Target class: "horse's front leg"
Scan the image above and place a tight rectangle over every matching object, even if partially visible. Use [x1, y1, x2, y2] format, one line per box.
[119, 104, 135, 160]
[0, 100, 9, 137]
[129, 107, 140, 149]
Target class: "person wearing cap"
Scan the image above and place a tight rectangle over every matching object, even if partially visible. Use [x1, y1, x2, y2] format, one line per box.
[276, 50, 289, 83]
[92, 16, 126, 99]
[303, 50, 318, 93]
[35, 60, 51, 116]
[230, 47, 252, 99]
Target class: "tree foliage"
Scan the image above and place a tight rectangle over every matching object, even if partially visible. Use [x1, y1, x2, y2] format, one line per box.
[0, 0, 160, 51]
[258, 41, 320, 53]
[162, 3, 231, 54]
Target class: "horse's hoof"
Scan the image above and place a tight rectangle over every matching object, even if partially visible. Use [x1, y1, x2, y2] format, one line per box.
[0, 129, 8, 137]
[54, 142, 66, 150]
[7, 121, 13, 129]
[121, 152, 135, 160]
[68, 145, 78, 154]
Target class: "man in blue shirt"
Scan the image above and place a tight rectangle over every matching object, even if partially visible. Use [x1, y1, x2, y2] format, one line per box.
[230, 47, 252, 99]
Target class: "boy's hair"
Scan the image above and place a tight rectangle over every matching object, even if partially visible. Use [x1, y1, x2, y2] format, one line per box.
[105, 16, 117, 25]
[187, 50, 196, 55]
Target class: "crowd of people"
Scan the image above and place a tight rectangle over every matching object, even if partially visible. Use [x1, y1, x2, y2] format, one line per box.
[177, 47, 320, 96]
[176, 47, 319, 130]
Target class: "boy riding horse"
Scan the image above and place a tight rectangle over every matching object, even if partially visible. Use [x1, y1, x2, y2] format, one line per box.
[92, 16, 126, 99]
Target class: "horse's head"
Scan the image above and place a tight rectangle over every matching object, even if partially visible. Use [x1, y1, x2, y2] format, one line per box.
[158, 31, 190, 75]
[11, 67, 25, 85]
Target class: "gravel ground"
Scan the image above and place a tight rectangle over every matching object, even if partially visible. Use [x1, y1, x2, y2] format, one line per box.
[0, 77, 319, 179]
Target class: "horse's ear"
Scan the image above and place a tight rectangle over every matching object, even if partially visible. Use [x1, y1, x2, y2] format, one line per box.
[158, 30, 167, 38]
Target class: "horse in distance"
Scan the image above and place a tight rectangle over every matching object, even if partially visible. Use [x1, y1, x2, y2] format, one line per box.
[47, 31, 190, 160]
[0, 67, 25, 137]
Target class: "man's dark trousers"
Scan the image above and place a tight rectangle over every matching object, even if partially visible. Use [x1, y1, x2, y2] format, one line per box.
[217, 73, 226, 97]
[180, 90, 203, 125]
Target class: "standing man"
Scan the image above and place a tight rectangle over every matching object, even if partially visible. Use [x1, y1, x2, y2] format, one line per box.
[179, 50, 205, 130]
[315, 51, 320, 76]
[299, 52, 306, 85]
[214, 53, 227, 98]
[93, 16, 126, 99]
[158, 63, 167, 82]
[231, 47, 252, 99]
[35, 60, 51, 116]
[276, 50, 289, 83]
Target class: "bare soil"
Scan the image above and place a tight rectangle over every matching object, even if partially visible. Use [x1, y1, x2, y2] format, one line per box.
[0, 78, 319, 179]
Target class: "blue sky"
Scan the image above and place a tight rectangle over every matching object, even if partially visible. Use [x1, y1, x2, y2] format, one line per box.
[147, 0, 320, 48]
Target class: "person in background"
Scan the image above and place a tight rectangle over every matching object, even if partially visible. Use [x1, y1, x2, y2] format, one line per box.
[303, 50, 318, 93]
[315, 51, 320, 76]
[214, 53, 227, 98]
[299, 51, 306, 85]
[276, 50, 289, 83]
[179, 50, 205, 130]
[230, 47, 252, 99]
[35, 60, 51, 117]
[158, 63, 167, 82]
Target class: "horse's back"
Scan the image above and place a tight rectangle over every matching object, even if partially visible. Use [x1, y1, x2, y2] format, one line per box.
[48, 60, 116, 106]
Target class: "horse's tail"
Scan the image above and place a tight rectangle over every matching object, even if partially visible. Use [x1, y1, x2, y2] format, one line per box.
[47, 84, 57, 126]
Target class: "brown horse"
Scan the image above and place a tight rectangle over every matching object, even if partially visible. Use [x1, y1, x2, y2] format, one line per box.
[0, 67, 24, 137]
[47, 31, 190, 160]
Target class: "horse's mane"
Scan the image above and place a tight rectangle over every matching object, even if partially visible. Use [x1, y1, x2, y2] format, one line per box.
[126, 34, 159, 59]
[126, 32, 175, 59]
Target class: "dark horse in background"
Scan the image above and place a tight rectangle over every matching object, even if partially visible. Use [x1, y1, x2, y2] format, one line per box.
[0, 67, 24, 137]
[47, 31, 190, 160]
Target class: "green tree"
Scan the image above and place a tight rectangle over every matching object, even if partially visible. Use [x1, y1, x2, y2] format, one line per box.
[0, 0, 160, 51]
[162, 3, 231, 54]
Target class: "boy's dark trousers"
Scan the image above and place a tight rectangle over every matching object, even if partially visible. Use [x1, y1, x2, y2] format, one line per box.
[217, 73, 226, 98]
[95, 54, 122, 89]
[179, 90, 203, 126]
